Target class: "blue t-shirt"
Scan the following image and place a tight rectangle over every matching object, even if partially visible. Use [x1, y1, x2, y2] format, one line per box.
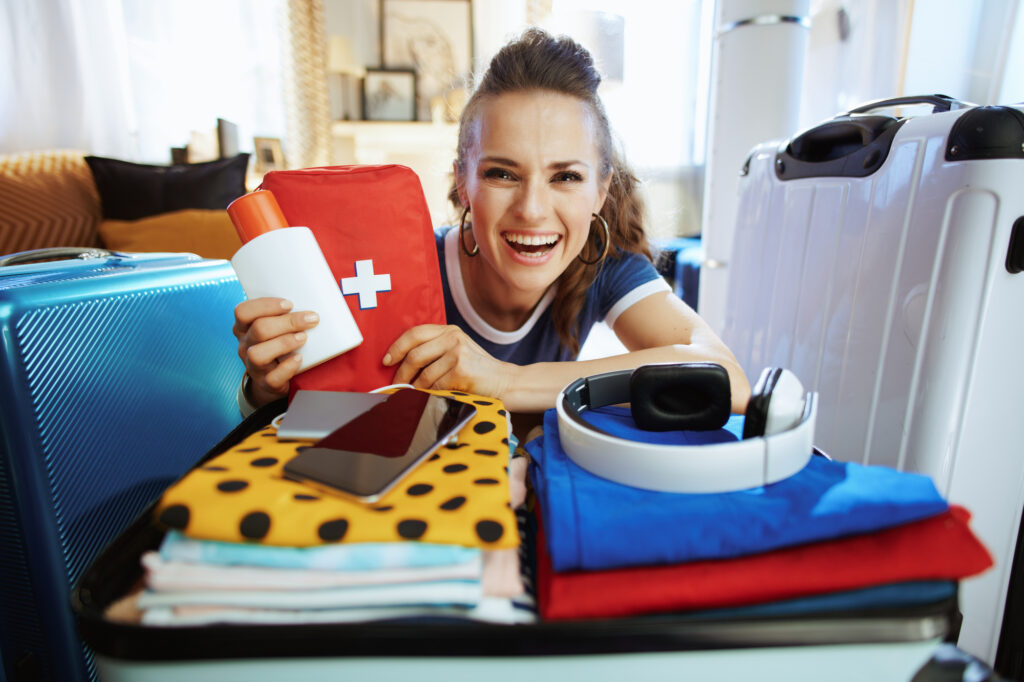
[435, 226, 669, 364]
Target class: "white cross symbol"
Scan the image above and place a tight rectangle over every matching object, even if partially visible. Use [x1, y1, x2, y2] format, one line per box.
[340, 259, 391, 310]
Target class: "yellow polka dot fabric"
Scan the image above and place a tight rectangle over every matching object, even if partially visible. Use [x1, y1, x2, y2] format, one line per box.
[154, 389, 517, 549]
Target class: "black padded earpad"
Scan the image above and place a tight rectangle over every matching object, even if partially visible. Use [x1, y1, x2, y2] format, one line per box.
[629, 363, 731, 432]
[742, 367, 782, 439]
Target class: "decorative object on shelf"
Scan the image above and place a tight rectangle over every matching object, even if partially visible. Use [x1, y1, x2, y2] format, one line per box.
[327, 36, 365, 121]
[362, 68, 418, 122]
[253, 137, 286, 173]
[217, 118, 240, 159]
[380, 0, 473, 122]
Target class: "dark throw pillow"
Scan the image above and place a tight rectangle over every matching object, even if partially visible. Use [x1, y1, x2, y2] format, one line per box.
[84, 154, 250, 220]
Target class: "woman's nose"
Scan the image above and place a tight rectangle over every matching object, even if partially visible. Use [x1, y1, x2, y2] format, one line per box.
[515, 179, 547, 222]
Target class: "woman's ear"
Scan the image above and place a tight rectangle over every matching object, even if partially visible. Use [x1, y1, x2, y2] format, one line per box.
[454, 161, 470, 208]
[594, 172, 612, 214]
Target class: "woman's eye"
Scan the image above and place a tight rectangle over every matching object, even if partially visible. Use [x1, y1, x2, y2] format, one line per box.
[483, 168, 515, 181]
[553, 171, 584, 183]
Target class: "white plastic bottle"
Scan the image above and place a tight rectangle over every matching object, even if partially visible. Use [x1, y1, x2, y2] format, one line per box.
[228, 190, 362, 372]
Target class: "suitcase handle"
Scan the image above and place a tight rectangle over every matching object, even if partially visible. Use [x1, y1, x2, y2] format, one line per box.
[0, 247, 115, 267]
[845, 94, 970, 115]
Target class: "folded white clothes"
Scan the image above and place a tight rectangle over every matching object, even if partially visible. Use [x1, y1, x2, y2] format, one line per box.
[136, 579, 483, 611]
[142, 551, 483, 592]
[139, 596, 537, 627]
[159, 530, 481, 571]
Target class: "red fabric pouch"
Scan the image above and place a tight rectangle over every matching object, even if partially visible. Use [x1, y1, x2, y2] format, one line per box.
[259, 165, 445, 396]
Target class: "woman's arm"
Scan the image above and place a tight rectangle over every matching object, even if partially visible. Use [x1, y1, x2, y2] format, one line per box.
[385, 290, 750, 414]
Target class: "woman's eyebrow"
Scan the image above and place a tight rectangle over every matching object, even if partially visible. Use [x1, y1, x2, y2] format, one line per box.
[480, 155, 519, 167]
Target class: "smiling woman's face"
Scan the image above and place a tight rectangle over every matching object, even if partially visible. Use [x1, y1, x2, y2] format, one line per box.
[456, 89, 609, 299]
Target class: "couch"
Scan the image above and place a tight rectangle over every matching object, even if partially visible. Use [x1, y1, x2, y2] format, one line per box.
[0, 150, 247, 260]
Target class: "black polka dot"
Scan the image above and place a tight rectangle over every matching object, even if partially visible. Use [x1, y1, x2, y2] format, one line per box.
[476, 520, 504, 542]
[372, 505, 393, 512]
[473, 421, 496, 435]
[201, 466, 228, 471]
[318, 519, 349, 542]
[450, 391, 469, 396]
[293, 494, 319, 501]
[261, 432, 276, 437]
[217, 480, 249, 492]
[473, 400, 494, 406]
[474, 478, 500, 485]
[439, 496, 466, 511]
[406, 483, 433, 496]
[239, 512, 271, 540]
[498, 409, 507, 417]
[501, 438, 509, 445]
[159, 504, 190, 530]
[474, 449, 499, 457]
[443, 464, 468, 473]
[397, 519, 428, 539]
[250, 457, 278, 467]
[444, 442, 468, 450]
[295, 446, 311, 453]
[237, 447, 261, 452]
[428, 453, 441, 461]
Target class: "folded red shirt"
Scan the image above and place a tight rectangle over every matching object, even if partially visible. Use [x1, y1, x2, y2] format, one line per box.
[535, 505, 992, 620]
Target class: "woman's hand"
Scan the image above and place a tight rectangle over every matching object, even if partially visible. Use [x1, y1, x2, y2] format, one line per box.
[232, 297, 320, 407]
[383, 324, 515, 399]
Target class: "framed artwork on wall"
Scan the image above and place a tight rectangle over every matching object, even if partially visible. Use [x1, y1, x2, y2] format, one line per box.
[380, 0, 473, 122]
[253, 137, 285, 173]
[362, 68, 418, 121]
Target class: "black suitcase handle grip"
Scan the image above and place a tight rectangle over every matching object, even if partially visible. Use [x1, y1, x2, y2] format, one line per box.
[845, 94, 970, 115]
[0, 247, 115, 267]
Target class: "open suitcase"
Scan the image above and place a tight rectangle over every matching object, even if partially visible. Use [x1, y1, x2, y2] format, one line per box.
[0, 248, 246, 682]
[69, 400, 985, 682]
[719, 95, 1024, 666]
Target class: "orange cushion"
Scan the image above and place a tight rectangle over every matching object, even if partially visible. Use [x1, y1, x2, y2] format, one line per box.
[0, 150, 101, 256]
[98, 209, 242, 260]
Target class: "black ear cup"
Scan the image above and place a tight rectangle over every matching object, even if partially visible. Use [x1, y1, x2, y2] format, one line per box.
[629, 362, 732, 432]
[742, 367, 807, 439]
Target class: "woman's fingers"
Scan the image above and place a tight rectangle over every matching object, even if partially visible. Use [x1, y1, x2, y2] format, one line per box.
[232, 297, 321, 407]
[386, 325, 455, 385]
[261, 353, 304, 394]
[245, 331, 308, 370]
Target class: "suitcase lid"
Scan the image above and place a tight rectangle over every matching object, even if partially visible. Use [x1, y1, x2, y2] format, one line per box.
[0, 248, 236, 302]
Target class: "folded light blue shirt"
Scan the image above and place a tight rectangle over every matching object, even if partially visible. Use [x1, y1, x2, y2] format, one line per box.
[526, 407, 948, 572]
[160, 530, 481, 571]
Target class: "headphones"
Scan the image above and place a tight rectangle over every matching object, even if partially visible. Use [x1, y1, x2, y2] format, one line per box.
[555, 363, 817, 494]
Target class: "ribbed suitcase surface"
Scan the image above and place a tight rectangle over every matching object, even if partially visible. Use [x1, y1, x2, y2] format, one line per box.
[720, 98, 1024, 663]
[0, 250, 246, 681]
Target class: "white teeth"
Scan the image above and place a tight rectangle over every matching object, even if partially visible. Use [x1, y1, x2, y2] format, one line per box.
[504, 233, 559, 246]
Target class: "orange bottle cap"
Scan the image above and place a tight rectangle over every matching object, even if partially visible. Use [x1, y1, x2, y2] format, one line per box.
[227, 190, 290, 243]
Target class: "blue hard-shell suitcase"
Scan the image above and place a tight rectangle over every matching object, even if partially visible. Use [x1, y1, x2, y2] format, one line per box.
[0, 248, 246, 682]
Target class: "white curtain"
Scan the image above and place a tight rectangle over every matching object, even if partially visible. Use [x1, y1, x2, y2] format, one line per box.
[0, 0, 135, 157]
[0, 0, 287, 163]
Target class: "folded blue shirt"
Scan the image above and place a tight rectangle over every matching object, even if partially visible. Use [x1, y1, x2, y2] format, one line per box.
[526, 407, 948, 572]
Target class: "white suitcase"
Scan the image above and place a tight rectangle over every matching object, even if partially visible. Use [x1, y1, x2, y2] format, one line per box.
[720, 95, 1024, 665]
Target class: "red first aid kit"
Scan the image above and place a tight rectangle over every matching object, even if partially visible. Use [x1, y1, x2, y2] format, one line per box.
[258, 165, 446, 395]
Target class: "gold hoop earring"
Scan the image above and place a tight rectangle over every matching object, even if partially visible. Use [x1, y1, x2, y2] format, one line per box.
[578, 213, 610, 265]
[459, 206, 479, 257]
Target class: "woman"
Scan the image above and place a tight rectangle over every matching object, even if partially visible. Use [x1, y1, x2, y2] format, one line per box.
[234, 28, 750, 417]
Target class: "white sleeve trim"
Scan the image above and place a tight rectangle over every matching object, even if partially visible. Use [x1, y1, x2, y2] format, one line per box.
[603, 278, 672, 329]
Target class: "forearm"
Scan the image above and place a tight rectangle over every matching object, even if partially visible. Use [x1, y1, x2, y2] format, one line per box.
[500, 344, 751, 414]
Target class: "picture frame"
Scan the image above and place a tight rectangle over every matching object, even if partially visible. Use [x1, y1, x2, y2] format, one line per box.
[380, 0, 473, 122]
[252, 137, 285, 173]
[362, 68, 418, 122]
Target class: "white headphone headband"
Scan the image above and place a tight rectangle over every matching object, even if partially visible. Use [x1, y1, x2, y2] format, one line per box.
[555, 369, 817, 494]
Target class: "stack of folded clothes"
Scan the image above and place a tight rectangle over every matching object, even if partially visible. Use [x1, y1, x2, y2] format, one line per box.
[126, 389, 535, 626]
[524, 406, 993, 621]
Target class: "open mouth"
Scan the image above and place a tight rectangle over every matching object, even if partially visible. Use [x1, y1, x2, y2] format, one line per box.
[503, 232, 560, 258]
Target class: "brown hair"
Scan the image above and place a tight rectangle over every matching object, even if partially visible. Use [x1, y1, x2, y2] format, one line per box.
[449, 28, 652, 356]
